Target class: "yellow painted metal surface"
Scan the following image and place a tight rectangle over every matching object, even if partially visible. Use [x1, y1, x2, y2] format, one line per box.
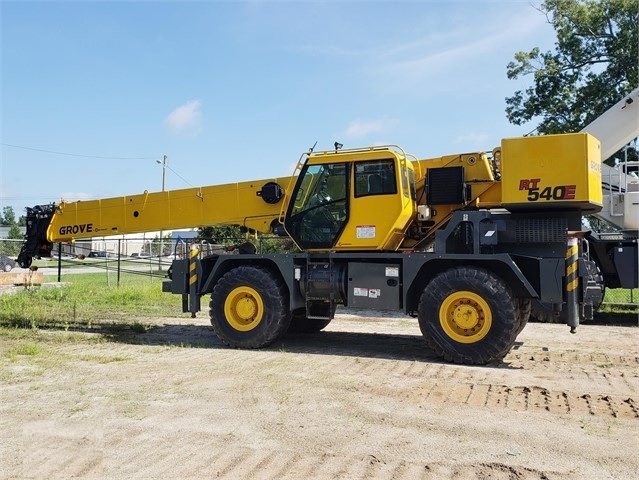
[47, 177, 291, 243]
[500, 133, 602, 211]
[439, 290, 492, 344]
[413, 151, 496, 183]
[411, 151, 500, 241]
[224, 286, 264, 332]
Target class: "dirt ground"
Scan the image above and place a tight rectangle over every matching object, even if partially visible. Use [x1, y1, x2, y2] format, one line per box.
[1, 311, 637, 480]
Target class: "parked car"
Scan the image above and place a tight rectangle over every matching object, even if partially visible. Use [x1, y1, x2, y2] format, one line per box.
[51, 253, 76, 260]
[0, 255, 16, 272]
[88, 251, 109, 258]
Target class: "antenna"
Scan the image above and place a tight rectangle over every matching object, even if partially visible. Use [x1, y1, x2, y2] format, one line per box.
[309, 141, 318, 153]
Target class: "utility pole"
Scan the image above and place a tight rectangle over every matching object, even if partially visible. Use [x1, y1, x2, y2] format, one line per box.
[156, 155, 167, 271]
[161, 154, 167, 192]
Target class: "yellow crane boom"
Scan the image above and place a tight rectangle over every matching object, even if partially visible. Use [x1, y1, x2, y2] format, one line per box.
[45, 177, 290, 243]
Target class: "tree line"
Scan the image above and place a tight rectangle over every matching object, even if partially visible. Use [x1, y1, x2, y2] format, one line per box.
[0, 206, 25, 241]
[506, 0, 637, 165]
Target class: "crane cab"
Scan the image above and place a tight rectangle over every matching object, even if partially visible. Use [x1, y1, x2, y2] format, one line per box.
[284, 146, 417, 251]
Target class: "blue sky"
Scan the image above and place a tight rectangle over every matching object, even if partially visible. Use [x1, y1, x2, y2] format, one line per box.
[1, 0, 556, 217]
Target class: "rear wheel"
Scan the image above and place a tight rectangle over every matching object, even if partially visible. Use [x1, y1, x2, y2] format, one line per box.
[418, 266, 518, 365]
[210, 266, 290, 348]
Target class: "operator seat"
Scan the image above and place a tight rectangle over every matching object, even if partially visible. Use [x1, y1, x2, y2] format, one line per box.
[368, 174, 383, 194]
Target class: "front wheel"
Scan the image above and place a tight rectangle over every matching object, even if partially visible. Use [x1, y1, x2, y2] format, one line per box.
[210, 266, 291, 348]
[514, 298, 531, 335]
[418, 266, 518, 365]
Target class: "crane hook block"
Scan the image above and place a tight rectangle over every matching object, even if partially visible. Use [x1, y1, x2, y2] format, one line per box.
[257, 182, 284, 204]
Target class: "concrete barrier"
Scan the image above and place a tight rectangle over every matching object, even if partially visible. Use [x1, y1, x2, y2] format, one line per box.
[0, 271, 44, 286]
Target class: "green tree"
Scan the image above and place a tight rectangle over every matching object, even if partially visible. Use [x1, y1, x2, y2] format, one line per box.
[7, 223, 22, 240]
[197, 225, 243, 245]
[196, 225, 298, 254]
[506, 0, 638, 141]
[258, 236, 299, 254]
[1, 206, 16, 226]
[3, 224, 23, 256]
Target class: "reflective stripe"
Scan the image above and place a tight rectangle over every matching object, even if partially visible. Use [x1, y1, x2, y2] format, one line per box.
[566, 262, 578, 276]
[566, 278, 579, 292]
[189, 246, 199, 286]
[565, 245, 578, 259]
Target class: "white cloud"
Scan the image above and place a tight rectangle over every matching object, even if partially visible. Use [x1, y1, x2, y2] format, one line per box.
[375, 8, 550, 90]
[164, 100, 203, 137]
[343, 118, 396, 139]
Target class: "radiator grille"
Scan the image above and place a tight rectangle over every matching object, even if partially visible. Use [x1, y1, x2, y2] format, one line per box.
[514, 217, 567, 243]
[427, 166, 465, 205]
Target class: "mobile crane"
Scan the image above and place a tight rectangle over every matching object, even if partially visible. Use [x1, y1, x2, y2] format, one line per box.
[18, 131, 604, 365]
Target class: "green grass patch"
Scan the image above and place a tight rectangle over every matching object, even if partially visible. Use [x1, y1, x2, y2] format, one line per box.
[597, 288, 638, 318]
[602, 288, 638, 304]
[2, 341, 44, 363]
[600, 288, 638, 316]
[8, 342, 41, 356]
[77, 354, 130, 363]
[0, 273, 183, 330]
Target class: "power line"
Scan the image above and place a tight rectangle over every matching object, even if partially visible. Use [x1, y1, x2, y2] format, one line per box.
[166, 164, 195, 187]
[3, 142, 195, 188]
[1, 142, 157, 160]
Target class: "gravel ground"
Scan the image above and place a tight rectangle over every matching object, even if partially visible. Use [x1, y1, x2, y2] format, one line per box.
[1, 311, 637, 479]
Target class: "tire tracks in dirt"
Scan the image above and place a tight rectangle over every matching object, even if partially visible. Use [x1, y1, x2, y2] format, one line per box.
[2, 316, 637, 479]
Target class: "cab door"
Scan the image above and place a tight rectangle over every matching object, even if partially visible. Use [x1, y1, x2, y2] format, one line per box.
[336, 158, 411, 250]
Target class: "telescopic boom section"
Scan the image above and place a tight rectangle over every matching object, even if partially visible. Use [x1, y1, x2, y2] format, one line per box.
[580, 87, 639, 162]
[17, 177, 289, 268]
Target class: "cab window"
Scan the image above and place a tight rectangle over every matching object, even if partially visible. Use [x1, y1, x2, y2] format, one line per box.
[354, 159, 397, 198]
[285, 162, 348, 249]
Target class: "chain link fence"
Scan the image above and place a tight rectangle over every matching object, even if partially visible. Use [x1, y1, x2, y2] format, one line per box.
[603, 287, 637, 306]
[0, 238, 22, 257]
[0, 236, 296, 281]
[0, 235, 296, 260]
[1, 237, 636, 307]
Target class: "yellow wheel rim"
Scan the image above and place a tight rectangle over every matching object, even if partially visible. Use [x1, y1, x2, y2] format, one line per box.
[224, 286, 264, 332]
[439, 291, 492, 344]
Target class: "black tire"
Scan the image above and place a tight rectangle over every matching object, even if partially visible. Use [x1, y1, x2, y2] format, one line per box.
[210, 266, 291, 348]
[418, 266, 518, 365]
[3, 263, 12, 272]
[585, 260, 605, 311]
[530, 300, 561, 323]
[491, 297, 532, 358]
[515, 298, 531, 335]
[287, 308, 332, 334]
